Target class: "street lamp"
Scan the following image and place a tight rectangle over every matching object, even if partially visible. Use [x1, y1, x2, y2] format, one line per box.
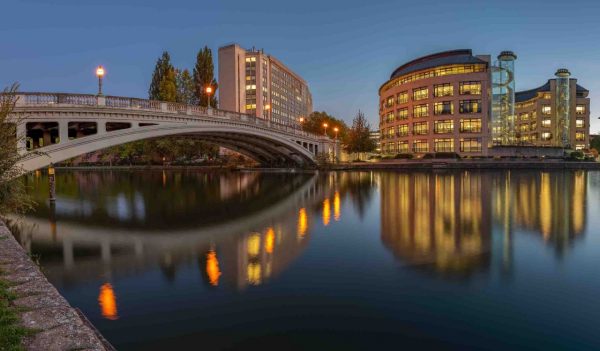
[205, 86, 213, 109]
[333, 127, 339, 140]
[299, 117, 305, 123]
[264, 104, 271, 122]
[96, 66, 105, 96]
[323, 122, 328, 136]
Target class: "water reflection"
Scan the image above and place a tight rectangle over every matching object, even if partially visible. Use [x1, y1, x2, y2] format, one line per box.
[380, 170, 588, 277]
[98, 283, 118, 320]
[8, 170, 595, 348]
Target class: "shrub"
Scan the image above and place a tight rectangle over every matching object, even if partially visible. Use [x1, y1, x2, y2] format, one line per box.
[394, 153, 414, 159]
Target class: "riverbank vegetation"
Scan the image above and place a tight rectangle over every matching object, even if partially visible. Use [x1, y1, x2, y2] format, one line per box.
[0, 84, 33, 216]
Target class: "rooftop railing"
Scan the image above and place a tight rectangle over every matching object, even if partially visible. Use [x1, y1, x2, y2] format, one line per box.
[9, 92, 321, 139]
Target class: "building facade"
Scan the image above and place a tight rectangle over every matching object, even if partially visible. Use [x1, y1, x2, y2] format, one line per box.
[218, 44, 313, 126]
[378, 49, 591, 156]
[513, 70, 590, 150]
[379, 50, 491, 156]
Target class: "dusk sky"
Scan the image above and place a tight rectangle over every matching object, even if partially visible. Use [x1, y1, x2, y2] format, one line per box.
[2, 0, 599, 131]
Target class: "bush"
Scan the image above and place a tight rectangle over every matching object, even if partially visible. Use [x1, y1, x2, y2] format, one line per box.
[394, 153, 414, 159]
[434, 152, 461, 159]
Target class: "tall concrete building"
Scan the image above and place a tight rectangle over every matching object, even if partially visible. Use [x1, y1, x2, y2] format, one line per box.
[218, 44, 313, 126]
[378, 49, 591, 156]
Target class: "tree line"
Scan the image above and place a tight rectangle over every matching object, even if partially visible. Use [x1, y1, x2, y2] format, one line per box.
[99, 47, 221, 165]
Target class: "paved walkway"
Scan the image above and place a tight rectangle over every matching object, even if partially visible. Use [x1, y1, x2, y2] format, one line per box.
[0, 220, 109, 351]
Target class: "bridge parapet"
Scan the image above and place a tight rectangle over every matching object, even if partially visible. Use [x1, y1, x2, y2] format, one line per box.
[12, 92, 319, 139]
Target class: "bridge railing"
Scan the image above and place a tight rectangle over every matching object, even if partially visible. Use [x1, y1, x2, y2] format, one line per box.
[10, 92, 322, 140]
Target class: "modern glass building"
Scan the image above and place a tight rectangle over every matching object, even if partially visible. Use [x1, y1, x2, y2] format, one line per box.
[379, 49, 591, 156]
[218, 44, 313, 126]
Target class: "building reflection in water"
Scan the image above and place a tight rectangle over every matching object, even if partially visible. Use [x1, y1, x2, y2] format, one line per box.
[98, 283, 118, 320]
[297, 208, 308, 238]
[334, 191, 341, 222]
[380, 171, 588, 277]
[322, 198, 331, 226]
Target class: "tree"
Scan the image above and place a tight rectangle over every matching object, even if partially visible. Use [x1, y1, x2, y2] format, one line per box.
[158, 67, 178, 102]
[302, 111, 349, 141]
[193, 46, 218, 107]
[176, 69, 197, 105]
[149, 51, 174, 100]
[0, 83, 34, 215]
[590, 134, 600, 153]
[345, 110, 376, 159]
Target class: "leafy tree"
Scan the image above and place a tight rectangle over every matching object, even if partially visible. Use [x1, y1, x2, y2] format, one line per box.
[158, 67, 178, 102]
[176, 69, 197, 105]
[0, 83, 34, 215]
[345, 110, 376, 159]
[590, 134, 600, 153]
[193, 46, 218, 107]
[149, 51, 174, 100]
[302, 111, 349, 141]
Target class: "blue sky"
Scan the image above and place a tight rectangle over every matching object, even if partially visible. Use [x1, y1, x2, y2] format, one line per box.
[2, 0, 599, 132]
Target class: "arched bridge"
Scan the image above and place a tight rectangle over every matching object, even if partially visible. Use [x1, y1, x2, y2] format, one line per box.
[9, 93, 336, 171]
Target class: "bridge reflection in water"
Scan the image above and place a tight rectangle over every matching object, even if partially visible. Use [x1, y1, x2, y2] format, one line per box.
[10, 170, 590, 327]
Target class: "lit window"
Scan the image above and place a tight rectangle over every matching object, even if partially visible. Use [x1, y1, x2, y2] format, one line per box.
[434, 138, 454, 152]
[397, 108, 408, 120]
[413, 121, 429, 135]
[575, 144, 585, 150]
[434, 101, 453, 115]
[576, 105, 586, 115]
[576, 119, 584, 128]
[413, 87, 429, 101]
[413, 104, 429, 118]
[413, 140, 429, 153]
[397, 124, 409, 137]
[385, 111, 395, 123]
[459, 81, 482, 95]
[397, 92, 408, 104]
[542, 105, 551, 115]
[519, 113, 530, 121]
[434, 84, 453, 97]
[434, 120, 454, 134]
[541, 132, 552, 141]
[459, 100, 481, 114]
[542, 119, 551, 127]
[460, 118, 481, 133]
[460, 138, 482, 152]
[385, 96, 395, 108]
[543, 93, 551, 99]
[398, 141, 409, 153]
[576, 132, 586, 141]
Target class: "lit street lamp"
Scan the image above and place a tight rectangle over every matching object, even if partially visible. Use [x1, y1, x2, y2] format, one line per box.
[264, 104, 271, 122]
[333, 127, 339, 140]
[96, 66, 105, 96]
[323, 122, 328, 136]
[205, 86, 213, 109]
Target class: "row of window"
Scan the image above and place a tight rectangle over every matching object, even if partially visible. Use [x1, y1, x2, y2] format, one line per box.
[384, 81, 482, 107]
[382, 119, 482, 137]
[382, 100, 482, 121]
[382, 64, 486, 93]
[382, 138, 483, 153]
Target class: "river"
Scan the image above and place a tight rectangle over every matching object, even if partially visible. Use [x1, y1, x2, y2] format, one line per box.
[11, 170, 600, 350]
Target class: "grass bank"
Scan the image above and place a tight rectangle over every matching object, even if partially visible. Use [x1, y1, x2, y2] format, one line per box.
[0, 272, 31, 351]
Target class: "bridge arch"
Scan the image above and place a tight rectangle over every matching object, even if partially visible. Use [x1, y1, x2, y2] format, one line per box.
[9, 93, 336, 171]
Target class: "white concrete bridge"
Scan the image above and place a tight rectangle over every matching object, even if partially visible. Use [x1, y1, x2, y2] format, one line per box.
[9, 93, 335, 171]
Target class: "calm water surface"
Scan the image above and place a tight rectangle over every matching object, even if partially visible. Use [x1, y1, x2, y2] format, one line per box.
[13, 170, 600, 350]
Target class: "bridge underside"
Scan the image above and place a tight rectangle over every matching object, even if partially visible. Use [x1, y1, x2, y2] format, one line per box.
[18, 123, 320, 172]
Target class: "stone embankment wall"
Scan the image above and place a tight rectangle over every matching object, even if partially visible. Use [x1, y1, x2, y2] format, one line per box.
[0, 220, 111, 351]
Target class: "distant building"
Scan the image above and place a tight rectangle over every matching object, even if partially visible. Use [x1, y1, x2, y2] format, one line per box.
[369, 130, 381, 153]
[218, 44, 313, 126]
[378, 49, 591, 156]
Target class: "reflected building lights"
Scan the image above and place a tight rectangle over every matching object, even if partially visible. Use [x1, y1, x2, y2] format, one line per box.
[206, 250, 222, 286]
[265, 227, 275, 254]
[322, 198, 331, 226]
[98, 283, 118, 320]
[333, 191, 341, 222]
[297, 208, 308, 238]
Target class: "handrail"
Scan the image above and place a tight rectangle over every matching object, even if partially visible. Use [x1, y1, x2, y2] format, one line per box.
[7, 92, 325, 140]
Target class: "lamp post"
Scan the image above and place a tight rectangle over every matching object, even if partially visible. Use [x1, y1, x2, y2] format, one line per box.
[96, 66, 105, 96]
[205, 86, 213, 109]
[333, 127, 339, 140]
[264, 104, 271, 121]
[323, 122, 328, 136]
